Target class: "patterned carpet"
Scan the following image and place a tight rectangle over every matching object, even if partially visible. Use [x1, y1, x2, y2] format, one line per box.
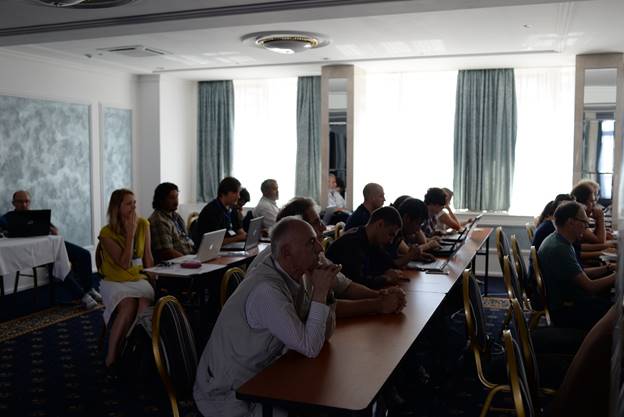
[0, 294, 521, 417]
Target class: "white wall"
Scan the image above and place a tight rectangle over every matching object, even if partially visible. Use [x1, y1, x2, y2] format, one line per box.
[0, 49, 140, 293]
[159, 76, 197, 204]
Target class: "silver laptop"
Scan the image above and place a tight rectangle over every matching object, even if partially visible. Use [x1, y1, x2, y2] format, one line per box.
[171, 229, 226, 263]
[221, 216, 263, 251]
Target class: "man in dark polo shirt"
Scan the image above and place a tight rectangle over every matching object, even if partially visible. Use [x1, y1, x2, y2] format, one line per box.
[538, 201, 614, 331]
[344, 182, 385, 231]
[149, 182, 195, 263]
[327, 206, 404, 289]
[194, 176, 247, 249]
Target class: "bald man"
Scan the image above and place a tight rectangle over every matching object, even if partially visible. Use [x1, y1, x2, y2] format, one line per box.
[194, 217, 340, 417]
[344, 182, 385, 231]
[1, 190, 100, 309]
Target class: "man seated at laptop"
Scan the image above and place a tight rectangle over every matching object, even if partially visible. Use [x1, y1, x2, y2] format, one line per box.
[327, 206, 405, 289]
[148, 182, 195, 263]
[248, 197, 406, 318]
[390, 198, 437, 267]
[538, 201, 614, 331]
[194, 177, 246, 249]
[194, 217, 339, 417]
[0, 190, 100, 309]
[344, 182, 386, 231]
[253, 179, 280, 231]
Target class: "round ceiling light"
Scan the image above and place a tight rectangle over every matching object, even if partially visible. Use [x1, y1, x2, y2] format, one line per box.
[34, 0, 136, 7]
[34, 0, 86, 6]
[243, 31, 329, 55]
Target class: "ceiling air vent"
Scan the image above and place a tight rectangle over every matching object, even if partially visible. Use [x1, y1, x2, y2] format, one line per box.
[97, 46, 170, 58]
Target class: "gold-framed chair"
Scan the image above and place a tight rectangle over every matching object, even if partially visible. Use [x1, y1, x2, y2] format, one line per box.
[502, 329, 538, 417]
[462, 269, 510, 417]
[529, 246, 551, 327]
[151, 295, 198, 417]
[495, 227, 512, 274]
[321, 236, 333, 252]
[186, 211, 199, 231]
[525, 222, 535, 243]
[334, 222, 346, 240]
[510, 235, 530, 301]
[220, 267, 246, 307]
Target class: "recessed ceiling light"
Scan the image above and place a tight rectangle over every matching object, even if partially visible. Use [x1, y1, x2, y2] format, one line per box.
[33, 0, 136, 7]
[242, 31, 329, 55]
[523, 24, 532, 29]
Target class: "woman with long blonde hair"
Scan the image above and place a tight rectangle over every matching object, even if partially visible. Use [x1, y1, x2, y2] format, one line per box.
[98, 188, 154, 369]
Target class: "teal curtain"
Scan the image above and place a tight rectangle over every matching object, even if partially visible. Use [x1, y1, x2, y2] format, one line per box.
[197, 81, 234, 202]
[296, 76, 321, 202]
[453, 69, 517, 211]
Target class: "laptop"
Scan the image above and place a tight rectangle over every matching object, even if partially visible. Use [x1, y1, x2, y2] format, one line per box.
[171, 229, 226, 263]
[221, 216, 263, 251]
[440, 213, 484, 243]
[408, 257, 452, 273]
[5, 210, 51, 237]
[430, 213, 484, 257]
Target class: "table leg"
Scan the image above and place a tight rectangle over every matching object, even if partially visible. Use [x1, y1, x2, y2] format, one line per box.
[48, 264, 55, 306]
[484, 236, 490, 296]
[262, 403, 273, 417]
[0, 274, 4, 297]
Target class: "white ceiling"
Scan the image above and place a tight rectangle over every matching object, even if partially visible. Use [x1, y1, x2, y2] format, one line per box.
[1, 0, 623, 80]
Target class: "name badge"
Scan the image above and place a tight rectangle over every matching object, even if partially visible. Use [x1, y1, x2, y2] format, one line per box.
[132, 258, 143, 268]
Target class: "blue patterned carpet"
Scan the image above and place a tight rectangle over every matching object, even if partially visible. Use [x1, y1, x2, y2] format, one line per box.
[0, 287, 520, 417]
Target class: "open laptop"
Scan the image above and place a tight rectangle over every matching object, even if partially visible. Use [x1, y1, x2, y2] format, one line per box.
[5, 210, 51, 237]
[171, 229, 226, 263]
[440, 213, 484, 243]
[221, 216, 263, 251]
[408, 257, 452, 273]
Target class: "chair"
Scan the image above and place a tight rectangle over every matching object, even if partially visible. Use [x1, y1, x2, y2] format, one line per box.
[334, 221, 346, 240]
[495, 227, 512, 274]
[462, 269, 510, 417]
[529, 246, 551, 326]
[186, 212, 199, 231]
[502, 329, 537, 417]
[220, 267, 245, 307]
[525, 222, 535, 243]
[321, 236, 333, 252]
[12, 267, 40, 303]
[510, 235, 530, 300]
[152, 295, 198, 417]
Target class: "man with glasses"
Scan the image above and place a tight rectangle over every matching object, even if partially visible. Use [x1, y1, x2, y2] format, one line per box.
[538, 201, 615, 331]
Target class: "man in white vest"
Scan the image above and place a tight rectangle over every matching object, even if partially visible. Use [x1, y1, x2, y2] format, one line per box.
[193, 217, 339, 417]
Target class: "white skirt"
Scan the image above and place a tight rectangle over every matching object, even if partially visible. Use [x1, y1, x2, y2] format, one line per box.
[100, 278, 155, 324]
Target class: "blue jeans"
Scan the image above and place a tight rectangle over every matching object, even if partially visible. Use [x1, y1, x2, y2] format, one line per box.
[58, 241, 94, 299]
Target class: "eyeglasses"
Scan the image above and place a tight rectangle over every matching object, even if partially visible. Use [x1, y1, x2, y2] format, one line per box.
[574, 217, 589, 227]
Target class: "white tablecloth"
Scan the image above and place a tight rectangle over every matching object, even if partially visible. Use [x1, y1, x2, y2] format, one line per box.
[0, 235, 71, 280]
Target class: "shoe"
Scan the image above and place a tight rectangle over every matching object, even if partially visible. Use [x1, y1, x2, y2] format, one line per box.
[81, 294, 98, 310]
[88, 288, 103, 302]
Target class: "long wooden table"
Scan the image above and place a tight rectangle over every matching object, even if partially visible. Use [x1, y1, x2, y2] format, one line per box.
[236, 228, 493, 416]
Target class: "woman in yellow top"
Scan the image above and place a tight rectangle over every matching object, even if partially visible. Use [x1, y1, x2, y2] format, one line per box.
[99, 188, 155, 368]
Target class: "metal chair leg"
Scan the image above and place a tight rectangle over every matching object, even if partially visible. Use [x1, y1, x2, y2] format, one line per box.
[32, 267, 38, 304]
[14, 271, 20, 295]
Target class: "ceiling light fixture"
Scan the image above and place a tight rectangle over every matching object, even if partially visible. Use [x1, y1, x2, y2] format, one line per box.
[242, 31, 329, 55]
[34, 0, 136, 8]
[34, 0, 86, 6]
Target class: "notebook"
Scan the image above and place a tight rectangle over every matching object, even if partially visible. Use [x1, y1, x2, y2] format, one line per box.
[5, 210, 51, 238]
[171, 229, 226, 263]
[221, 216, 263, 251]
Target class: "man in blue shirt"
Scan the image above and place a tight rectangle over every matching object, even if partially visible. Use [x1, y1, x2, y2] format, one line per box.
[538, 201, 614, 331]
[344, 182, 385, 231]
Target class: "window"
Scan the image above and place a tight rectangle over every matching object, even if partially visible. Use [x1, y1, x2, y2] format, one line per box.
[510, 67, 575, 215]
[232, 78, 298, 207]
[353, 71, 458, 206]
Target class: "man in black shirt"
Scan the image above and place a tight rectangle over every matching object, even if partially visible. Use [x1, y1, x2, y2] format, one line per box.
[194, 177, 247, 248]
[344, 183, 385, 231]
[327, 206, 404, 289]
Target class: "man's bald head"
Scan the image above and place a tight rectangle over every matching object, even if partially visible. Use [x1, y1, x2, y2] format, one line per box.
[12, 190, 31, 211]
[270, 216, 321, 279]
[362, 183, 385, 211]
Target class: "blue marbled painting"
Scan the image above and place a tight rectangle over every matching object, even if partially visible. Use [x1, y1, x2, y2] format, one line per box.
[102, 107, 132, 211]
[0, 95, 92, 246]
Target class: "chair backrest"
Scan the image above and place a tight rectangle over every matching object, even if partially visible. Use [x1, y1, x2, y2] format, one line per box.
[496, 226, 512, 273]
[503, 329, 536, 417]
[510, 234, 529, 299]
[152, 296, 198, 417]
[220, 267, 246, 307]
[187, 211, 199, 231]
[529, 246, 551, 325]
[503, 255, 526, 310]
[525, 222, 535, 243]
[95, 242, 103, 272]
[334, 221, 346, 240]
[462, 269, 488, 352]
[509, 298, 541, 404]
[321, 236, 333, 252]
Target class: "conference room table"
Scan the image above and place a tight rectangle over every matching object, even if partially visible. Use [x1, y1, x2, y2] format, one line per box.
[0, 235, 70, 299]
[145, 243, 269, 344]
[237, 227, 493, 416]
